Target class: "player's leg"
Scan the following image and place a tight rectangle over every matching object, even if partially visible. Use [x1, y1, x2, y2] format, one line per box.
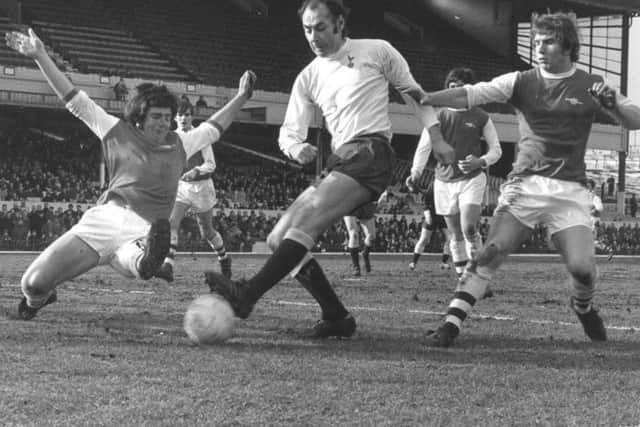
[459, 174, 487, 261]
[436, 179, 467, 276]
[207, 172, 372, 320]
[444, 214, 467, 277]
[256, 187, 352, 324]
[440, 227, 452, 269]
[553, 227, 606, 341]
[410, 211, 433, 269]
[17, 231, 100, 319]
[197, 209, 231, 278]
[426, 210, 531, 347]
[156, 201, 189, 282]
[343, 215, 361, 276]
[360, 216, 375, 272]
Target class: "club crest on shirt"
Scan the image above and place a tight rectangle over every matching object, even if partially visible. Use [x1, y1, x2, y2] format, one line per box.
[464, 122, 476, 128]
[346, 55, 355, 68]
[564, 97, 583, 105]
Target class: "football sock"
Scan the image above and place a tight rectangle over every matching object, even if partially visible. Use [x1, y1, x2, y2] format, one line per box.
[245, 230, 314, 303]
[450, 239, 469, 276]
[412, 253, 421, 263]
[465, 233, 483, 261]
[207, 231, 227, 260]
[164, 231, 179, 266]
[296, 258, 349, 320]
[445, 266, 492, 329]
[362, 245, 371, 263]
[349, 247, 360, 269]
[441, 253, 450, 264]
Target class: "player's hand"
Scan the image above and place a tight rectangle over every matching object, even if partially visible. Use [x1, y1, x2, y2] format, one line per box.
[238, 70, 256, 99]
[458, 154, 485, 174]
[181, 169, 199, 182]
[589, 82, 616, 110]
[405, 176, 417, 193]
[419, 92, 434, 106]
[288, 142, 317, 164]
[5, 28, 46, 59]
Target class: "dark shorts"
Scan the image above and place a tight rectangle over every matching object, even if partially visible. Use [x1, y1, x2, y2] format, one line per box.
[349, 201, 377, 220]
[318, 133, 396, 200]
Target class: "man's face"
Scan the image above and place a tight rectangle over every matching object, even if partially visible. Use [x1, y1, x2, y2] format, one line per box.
[302, 3, 344, 57]
[176, 111, 194, 131]
[533, 33, 572, 73]
[141, 107, 173, 142]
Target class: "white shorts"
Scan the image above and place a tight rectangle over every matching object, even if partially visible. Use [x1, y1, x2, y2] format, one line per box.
[434, 173, 486, 216]
[69, 203, 150, 266]
[496, 175, 592, 235]
[175, 179, 217, 213]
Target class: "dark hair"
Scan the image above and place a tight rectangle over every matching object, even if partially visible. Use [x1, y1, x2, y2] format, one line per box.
[531, 12, 580, 62]
[587, 179, 596, 190]
[177, 99, 194, 115]
[444, 67, 476, 89]
[298, 0, 349, 37]
[123, 83, 178, 127]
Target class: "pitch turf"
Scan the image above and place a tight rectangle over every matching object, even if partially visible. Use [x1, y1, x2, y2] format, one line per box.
[1, 253, 640, 426]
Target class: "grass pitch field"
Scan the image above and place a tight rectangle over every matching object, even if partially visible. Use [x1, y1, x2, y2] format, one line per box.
[1, 252, 640, 426]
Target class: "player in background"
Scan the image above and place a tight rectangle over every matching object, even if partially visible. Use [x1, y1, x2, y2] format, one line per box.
[408, 182, 451, 271]
[205, 0, 455, 339]
[420, 12, 640, 347]
[587, 178, 614, 260]
[155, 101, 232, 283]
[343, 201, 376, 276]
[408, 67, 501, 279]
[4, 28, 254, 320]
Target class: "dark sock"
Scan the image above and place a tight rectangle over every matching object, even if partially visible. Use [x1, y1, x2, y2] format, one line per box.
[296, 258, 349, 320]
[442, 253, 450, 263]
[245, 238, 308, 302]
[412, 253, 421, 263]
[349, 248, 360, 268]
[362, 245, 371, 262]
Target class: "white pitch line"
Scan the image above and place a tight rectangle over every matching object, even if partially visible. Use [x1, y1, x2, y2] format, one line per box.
[3, 283, 640, 332]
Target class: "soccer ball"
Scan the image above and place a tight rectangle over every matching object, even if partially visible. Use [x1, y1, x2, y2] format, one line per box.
[183, 294, 236, 344]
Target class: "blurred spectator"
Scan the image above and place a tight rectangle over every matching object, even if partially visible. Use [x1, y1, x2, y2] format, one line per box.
[195, 95, 208, 108]
[113, 77, 129, 101]
[630, 194, 637, 218]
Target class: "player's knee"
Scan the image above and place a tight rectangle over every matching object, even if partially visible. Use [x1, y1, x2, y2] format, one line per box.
[475, 241, 502, 266]
[21, 269, 50, 297]
[266, 231, 282, 252]
[567, 261, 596, 286]
[462, 224, 477, 240]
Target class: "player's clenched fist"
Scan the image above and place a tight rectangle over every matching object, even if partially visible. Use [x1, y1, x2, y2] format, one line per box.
[287, 142, 317, 164]
[589, 81, 616, 110]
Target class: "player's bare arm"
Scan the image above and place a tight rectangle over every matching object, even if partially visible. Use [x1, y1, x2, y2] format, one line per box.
[6, 28, 74, 100]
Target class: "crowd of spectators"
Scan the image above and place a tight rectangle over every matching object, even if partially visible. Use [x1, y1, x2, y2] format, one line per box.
[2, 126, 640, 255]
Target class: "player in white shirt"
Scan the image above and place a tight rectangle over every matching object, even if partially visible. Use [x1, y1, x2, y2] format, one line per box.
[206, 0, 455, 338]
[155, 101, 232, 283]
[5, 28, 254, 320]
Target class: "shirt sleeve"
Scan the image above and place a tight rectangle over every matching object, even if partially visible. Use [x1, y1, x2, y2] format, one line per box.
[181, 122, 222, 159]
[195, 145, 216, 174]
[65, 90, 119, 139]
[466, 71, 519, 108]
[278, 73, 315, 158]
[592, 195, 604, 212]
[480, 117, 502, 167]
[410, 127, 432, 179]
